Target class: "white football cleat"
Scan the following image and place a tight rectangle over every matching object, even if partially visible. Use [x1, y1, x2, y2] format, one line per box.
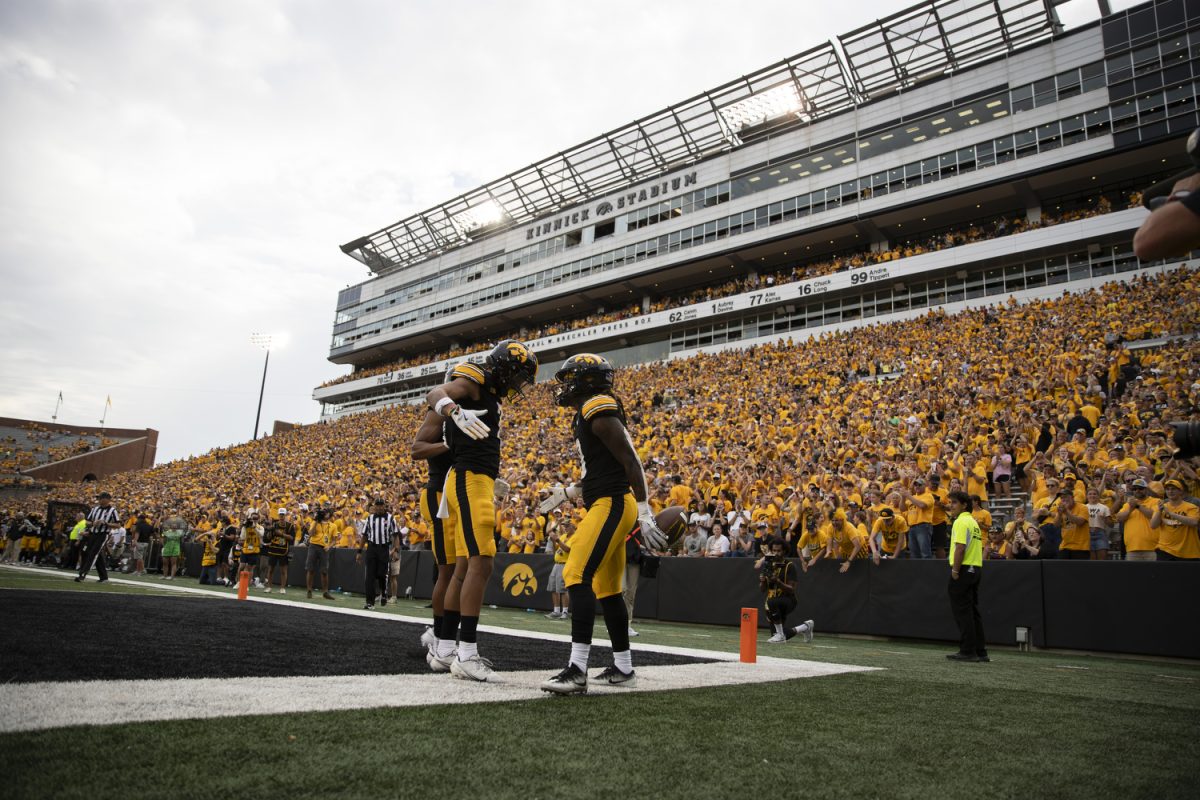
[450, 654, 495, 682]
[426, 646, 455, 673]
[420, 626, 436, 650]
[802, 619, 815, 643]
[767, 632, 785, 643]
[627, 626, 639, 637]
[541, 665, 588, 695]
[593, 666, 637, 688]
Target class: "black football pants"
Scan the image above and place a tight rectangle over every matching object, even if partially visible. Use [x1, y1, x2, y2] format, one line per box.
[947, 566, 986, 657]
[363, 542, 390, 605]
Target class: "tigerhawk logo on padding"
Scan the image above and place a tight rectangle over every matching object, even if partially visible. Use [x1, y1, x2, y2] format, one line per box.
[501, 563, 537, 596]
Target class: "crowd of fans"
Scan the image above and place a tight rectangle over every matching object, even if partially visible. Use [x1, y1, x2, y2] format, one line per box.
[1, 424, 119, 474]
[320, 191, 1138, 390]
[4, 266, 1199, 576]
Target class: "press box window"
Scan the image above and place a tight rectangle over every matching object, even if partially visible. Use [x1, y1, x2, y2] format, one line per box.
[594, 219, 615, 240]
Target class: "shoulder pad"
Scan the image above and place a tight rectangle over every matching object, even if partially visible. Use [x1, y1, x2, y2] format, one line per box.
[581, 394, 620, 421]
[451, 363, 486, 386]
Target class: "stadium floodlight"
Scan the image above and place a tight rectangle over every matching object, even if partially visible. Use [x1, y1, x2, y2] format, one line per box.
[453, 200, 508, 238]
[250, 332, 285, 441]
[718, 83, 812, 135]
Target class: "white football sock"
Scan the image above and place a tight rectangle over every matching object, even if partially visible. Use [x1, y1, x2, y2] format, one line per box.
[774, 623, 785, 636]
[794, 622, 809, 634]
[458, 641, 478, 660]
[553, 606, 561, 614]
[570, 642, 591, 671]
[613, 650, 633, 674]
[437, 639, 455, 658]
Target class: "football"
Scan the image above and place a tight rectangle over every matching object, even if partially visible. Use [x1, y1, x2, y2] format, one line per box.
[654, 505, 689, 544]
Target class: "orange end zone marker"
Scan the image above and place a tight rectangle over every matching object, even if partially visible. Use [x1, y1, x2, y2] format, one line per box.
[740, 607, 757, 663]
[237, 571, 249, 600]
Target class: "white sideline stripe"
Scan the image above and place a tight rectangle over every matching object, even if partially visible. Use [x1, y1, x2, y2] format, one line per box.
[0, 660, 878, 732]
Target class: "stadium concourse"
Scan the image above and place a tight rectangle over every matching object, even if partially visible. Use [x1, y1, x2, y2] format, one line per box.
[2, 267, 1198, 563]
[318, 191, 1138, 390]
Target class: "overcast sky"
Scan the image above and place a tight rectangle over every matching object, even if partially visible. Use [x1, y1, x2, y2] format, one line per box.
[0, 0, 1130, 463]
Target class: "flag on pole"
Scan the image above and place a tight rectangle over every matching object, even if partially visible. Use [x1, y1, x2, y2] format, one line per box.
[58, 391, 63, 402]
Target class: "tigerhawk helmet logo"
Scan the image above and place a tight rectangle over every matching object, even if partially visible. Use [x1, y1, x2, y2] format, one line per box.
[501, 563, 537, 596]
[506, 342, 530, 363]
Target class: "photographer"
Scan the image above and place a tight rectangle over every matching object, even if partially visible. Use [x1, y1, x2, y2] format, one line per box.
[755, 537, 813, 644]
[75, 492, 119, 583]
[264, 508, 295, 594]
[237, 509, 265, 588]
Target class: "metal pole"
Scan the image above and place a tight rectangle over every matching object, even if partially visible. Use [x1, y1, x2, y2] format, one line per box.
[254, 348, 270, 440]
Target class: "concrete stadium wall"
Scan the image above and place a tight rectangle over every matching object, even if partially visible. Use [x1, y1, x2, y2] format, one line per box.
[181, 545, 1198, 659]
[23, 435, 158, 483]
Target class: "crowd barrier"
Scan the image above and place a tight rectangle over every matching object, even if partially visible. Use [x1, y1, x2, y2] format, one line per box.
[180, 545, 1199, 659]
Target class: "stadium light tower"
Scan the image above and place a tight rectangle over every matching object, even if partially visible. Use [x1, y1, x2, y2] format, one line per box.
[250, 332, 284, 440]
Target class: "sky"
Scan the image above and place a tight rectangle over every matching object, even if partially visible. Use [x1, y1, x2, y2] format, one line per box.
[0, 0, 1132, 464]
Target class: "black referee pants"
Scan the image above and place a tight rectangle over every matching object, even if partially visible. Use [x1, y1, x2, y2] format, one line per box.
[363, 542, 390, 605]
[77, 533, 108, 581]
[947, 566, 986, 657]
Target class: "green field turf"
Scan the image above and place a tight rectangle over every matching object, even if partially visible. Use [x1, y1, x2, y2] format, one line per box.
[3, 569, 1198, 799]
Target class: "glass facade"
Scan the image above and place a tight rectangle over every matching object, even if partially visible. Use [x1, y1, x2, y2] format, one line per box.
[669, 243, 1146, 351]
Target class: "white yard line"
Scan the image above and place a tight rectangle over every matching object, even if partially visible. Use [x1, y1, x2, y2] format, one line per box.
[0, 659, 879, 733]
[1, 564, 881, 731]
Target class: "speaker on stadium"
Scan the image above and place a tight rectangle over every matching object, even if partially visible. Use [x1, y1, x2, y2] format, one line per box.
[1170, 421, 1200, 460]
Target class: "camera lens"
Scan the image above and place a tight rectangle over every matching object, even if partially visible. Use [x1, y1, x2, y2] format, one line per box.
[1170, 421, 1200, 460]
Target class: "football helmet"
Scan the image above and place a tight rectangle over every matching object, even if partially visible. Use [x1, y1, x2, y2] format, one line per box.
[486, 340, 538, 398]
[554, 353, 615, 406]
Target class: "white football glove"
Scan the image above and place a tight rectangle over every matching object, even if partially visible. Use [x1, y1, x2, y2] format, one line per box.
[493, 477, 511, 499]
[636, 501, 667, 551]
[449, 406, 490, 440]
[536, 483, 581, 514]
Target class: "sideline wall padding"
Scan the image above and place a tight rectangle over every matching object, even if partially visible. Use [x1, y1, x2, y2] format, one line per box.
[181, 544, 1197, 658]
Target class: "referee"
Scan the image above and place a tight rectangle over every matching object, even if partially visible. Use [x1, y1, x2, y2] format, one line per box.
[75, 492, 119, 583]
[358, 498, 398, 610]
[945, 490, 988, 662]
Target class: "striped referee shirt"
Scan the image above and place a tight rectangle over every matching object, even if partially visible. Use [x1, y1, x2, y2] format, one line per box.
[87, 504, 120, 530]
[362, 513, 398, 546]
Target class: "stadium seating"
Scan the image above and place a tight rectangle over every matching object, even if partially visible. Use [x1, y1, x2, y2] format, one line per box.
[4, 266, 1197, 567]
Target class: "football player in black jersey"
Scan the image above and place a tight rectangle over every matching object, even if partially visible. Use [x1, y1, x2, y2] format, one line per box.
[756, 536, 814, 644]
[424, 340, 538, 681]
[539, 354, 668, 695]
[412, 399, 456, 664]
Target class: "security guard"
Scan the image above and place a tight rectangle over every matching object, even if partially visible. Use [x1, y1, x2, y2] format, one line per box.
[945, 490, 987, 662]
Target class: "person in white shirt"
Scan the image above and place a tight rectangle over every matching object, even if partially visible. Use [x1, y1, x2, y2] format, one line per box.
[1085, 486, 1112, 561]
[107, 526, 127, 572]
[705, 521, 730, 558]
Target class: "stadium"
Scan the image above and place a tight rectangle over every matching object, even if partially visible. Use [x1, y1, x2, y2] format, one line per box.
[3, 0, 1200, 798]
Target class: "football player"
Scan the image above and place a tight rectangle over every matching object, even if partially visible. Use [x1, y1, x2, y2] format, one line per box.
[539, 354, 668, 695]
[424, 340, 538, 681]
[411, 379, 457, 665]
[756, 536, 814, 644]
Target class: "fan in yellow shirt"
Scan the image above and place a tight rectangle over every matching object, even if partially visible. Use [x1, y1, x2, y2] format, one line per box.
[1151, 479, 1200, 560]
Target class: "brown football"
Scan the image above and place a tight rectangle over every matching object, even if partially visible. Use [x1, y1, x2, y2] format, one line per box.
[654, 505, 689, 543]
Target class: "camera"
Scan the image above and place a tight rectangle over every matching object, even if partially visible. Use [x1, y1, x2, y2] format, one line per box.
[1170, 421, 1200, 460]
[1142, 128, 1200, 209]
